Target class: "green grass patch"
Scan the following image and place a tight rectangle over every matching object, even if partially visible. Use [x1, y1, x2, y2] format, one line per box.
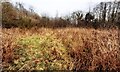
[11, 34, 73, 70]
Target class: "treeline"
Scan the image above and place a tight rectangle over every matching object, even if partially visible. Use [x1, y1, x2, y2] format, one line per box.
[2, 2, 40, 28]
[2, 1, 120, 29]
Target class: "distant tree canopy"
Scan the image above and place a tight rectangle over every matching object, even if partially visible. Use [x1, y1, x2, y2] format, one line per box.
[93, 1, 120, 23]
[93, 1, 120, 28]
[2, 1, 120, 29]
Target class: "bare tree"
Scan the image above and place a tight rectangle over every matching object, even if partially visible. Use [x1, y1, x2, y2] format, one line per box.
[102, 3, 107, 22]
[93, 0, 120, 22]
[71, 11, 83, 26]
[92, 0, 119, 29]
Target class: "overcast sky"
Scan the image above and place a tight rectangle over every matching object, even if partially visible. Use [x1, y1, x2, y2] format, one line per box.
[11, 0, 115, 17]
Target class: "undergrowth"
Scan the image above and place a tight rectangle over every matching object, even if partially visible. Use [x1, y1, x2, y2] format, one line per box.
[9, 34, 73, 70]
[2, 28, 120, 71]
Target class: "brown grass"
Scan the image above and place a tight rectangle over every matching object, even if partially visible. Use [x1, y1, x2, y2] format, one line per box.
[2, 27, 120, 71]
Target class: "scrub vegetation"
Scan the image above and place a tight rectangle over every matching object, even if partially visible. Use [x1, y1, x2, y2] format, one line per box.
[1, 0, 120, 71]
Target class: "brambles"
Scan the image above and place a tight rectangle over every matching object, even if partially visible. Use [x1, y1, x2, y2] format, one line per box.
[11, 34, 73, 70]
[2, 28, 120, 71]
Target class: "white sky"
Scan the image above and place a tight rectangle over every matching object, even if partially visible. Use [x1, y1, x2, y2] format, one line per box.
[11, 0, 115, 17]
